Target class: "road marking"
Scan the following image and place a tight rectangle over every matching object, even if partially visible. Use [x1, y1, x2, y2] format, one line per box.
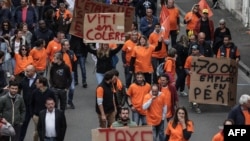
[237, 84, 250, 86]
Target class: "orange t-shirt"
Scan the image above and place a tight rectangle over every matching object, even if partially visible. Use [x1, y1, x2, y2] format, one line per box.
[122, 40, 137, 65]
[29, 48, 47, 71]
[149, 31, 168, 58]
[62, 52, 77, 72]
[212, 132, 224, 141]
[184, 12, 200, 30]
[55, 9, 72, 20]
[242, 110, 250, 125]
[14, 54, 33, 75]
[217, 48, 240, 59]
[164, 57, 176, 80]
[46, 39, 62, 62]
[167, 7, 180, 30]
[161, 86, 173, 118]
[127, 83, 151, 115]
[165, 120, 194, 141]
[131, 45, 155, 73]
[143, 92, 166, 126]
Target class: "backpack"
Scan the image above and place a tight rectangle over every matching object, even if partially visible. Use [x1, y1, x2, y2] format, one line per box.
[156, 62, 165, 76]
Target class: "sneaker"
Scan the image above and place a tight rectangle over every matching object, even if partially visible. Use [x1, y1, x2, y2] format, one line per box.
[192, 103, 201, 114]
[6, 72, 11, 78]
[68, 103, 75, 109]
[82, 82, 87, 88]
[180, 91, 188, 97]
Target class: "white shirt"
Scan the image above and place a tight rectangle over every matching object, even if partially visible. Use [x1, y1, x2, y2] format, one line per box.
[45, 109, 56, 137]
[29, 73, 37, 87]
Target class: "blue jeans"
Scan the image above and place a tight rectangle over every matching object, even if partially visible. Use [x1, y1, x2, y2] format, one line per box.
[74, 54, 87, 84]
[132, 110, 147, 125]
[152, 120, 165, 141]
[44, 137, 57, 141]
[96, 72, 104, 84]
[68, 72, 75, 104]
[124, 66, 133, 88]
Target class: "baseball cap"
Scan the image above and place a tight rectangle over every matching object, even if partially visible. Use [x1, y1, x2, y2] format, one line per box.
[202, 9, 209, 14]
[191, 44, 199, 50]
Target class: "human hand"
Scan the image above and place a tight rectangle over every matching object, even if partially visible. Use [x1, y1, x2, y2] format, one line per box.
[101, 115, 106, 121]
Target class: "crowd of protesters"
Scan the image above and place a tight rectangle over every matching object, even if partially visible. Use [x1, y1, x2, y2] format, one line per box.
[0, 0, 249, 141]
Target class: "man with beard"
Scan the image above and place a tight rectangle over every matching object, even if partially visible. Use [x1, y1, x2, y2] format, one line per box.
[31, 20, 54, 47]
[111, 107, 137, 127]
[217, 35, 240, 63]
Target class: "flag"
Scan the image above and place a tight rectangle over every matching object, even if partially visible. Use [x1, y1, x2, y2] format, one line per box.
[159, 5, 170, 38]
[198, 0, 213, 17]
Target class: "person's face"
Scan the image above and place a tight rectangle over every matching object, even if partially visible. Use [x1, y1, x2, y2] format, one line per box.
[155, 25, 161, 33]
[59, 6, 65, 12]
[51, 0, 57, 5]
[223, 37, 230, 46]
[136, 74, 144, 85]
[3, 22, 9, 29]
[57, 33, 65, 41]
[20, 0, 27, 7]
[131, 33, 138, 42]
[139, 37, 146, 46]
[193, 6, 199, 13]
[112, 75, 118, 84]
[17, 31, 23, 38]
[20, 47, 27, 55]
[244, 100, 250, 108]
[177, 109, 185, 120]
[198, 34, 205, 43]
[192, 48, 199, 55]
[25, 68, 35, 78]
[102, 44, 109, 50]
[146, 9, 153, 17]
[53, 55, 59, 63]
[63, 41, 70, 50]
[151, 86, 159, 96]
[35, 79, 42, 89]
[23, 25, 28, 32]
[9, 85, 19, 96]
[131, 23, 136, 30]
[39, 21, 46, 29]
[189, 35, 196, 43]
[45, 100, 55, 112]
[219, 22, 225, 29]
[202, 13, 208, 18]
[120, 109, 129, 121]
[167, 0, 174, 7]
[160, 77, 168, 87]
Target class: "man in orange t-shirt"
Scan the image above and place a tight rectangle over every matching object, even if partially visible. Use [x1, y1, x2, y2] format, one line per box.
[143, 84, 167, 141]
[46, 31, 65, 62]
[166, 0, 180, 46]
[149, 23, 169, 83]
[122, 31, 138, 88]
[60, 39, 77, 109]
[127, 72, 151, 125]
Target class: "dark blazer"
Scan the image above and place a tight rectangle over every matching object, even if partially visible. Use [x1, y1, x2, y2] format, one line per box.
[37, 108, 67, 141]
[228, 105, 250, 125]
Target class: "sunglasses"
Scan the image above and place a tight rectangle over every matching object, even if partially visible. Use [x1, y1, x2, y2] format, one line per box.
[21, 48, 27, 51]
[3, 24, 8, 26]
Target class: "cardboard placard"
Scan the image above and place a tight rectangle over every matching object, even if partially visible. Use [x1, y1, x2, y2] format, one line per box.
[189, 57, 238, 106]
[92, 126, 153, 141]
[83, 13, 125, 43]
[70, 0, 135, 38]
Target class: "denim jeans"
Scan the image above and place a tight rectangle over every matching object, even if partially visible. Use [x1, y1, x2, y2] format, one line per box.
[74, 54, 87, 84]
[52, 88, 67, 111]
[20, 107, 32, 141]
[96, 72, 104, 84]
[175, 67, 187, 92]
[44, 137, 57, 141]
[132, 110, 147, 125]
[124, 66, 133, 88]
[68, 72, 75, 104]
[152, 120, 165, 141]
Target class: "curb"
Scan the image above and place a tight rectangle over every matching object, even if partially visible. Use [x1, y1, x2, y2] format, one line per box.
[175, 4, 250, 78]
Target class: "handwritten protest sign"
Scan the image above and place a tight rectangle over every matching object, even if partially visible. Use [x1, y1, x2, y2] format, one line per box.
[70, 0, 135, 38]
[189, 57, 238, 106]
[92, 126, 153, 141]
[83, 13, 125, 43]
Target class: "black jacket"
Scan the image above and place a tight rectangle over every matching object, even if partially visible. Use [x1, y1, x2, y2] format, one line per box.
[31, 88, 56, 116]
[37, 108, 67, 141]
[19, 74, 39, 106]
[49, 62, 72, 89]
[31, 28, 54, 47]
[70, 35, 88, 57]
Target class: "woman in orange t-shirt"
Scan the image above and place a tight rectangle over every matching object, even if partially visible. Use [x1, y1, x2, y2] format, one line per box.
[29, 39, 48, 76]
[165, 106, 194, 141]
[14, 45, 33, 82]
[212, 119, 234, 141]
[130, 35, 162, 84]
[184, 4, 201, 36]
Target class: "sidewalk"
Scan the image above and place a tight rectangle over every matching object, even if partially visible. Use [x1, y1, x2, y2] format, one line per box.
[175, 0, 250, 77]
